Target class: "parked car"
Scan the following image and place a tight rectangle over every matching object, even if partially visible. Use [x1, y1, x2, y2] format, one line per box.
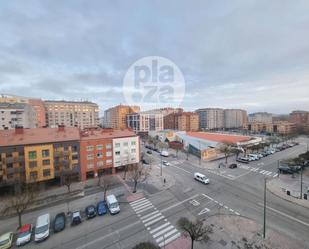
[85, 205, 97, 219]
[162, 160, 170, 166]
[142, 159, 149, 165]
[97, 201, 107, 216]
[256, 153, 264, 159]
[236, 157, 249, 164]
[261, 151, 268, 157]
[106, 195, 120, 214]
[194, 172, 209, 184]
[278, 165, 293, 174]
[53, 213, 66, 233]
[229, 163, 237, 169]
[248, 154, 259, 160]
[146, 150, 152, 154]
[16, 224, 32, 246]
[160, 150, 169, 157]
[34, 214, 50, 242]
[71, 211, 82, 226]
[0, 232, 13, 249]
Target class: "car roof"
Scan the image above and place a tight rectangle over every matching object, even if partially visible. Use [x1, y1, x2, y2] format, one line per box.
[72, 211, 81, 217]
[0, 232, 13, 241]
[19, 224, 31, 233]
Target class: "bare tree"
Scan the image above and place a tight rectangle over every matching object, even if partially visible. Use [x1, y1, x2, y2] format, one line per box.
[177, 217, 213, 249]
[97, 174, 111, 201]
[132, 242, 160, 249]
[61, 169, 78, 194]
[2, 183, 38, 228]
[128, 163, 150, 193]
[219, 141, 235, 164]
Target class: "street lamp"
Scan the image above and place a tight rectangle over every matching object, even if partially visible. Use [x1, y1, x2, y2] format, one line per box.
[263, 178, 267, 239]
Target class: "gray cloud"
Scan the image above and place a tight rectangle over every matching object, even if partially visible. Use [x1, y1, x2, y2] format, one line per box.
[0, 0, 309, 114]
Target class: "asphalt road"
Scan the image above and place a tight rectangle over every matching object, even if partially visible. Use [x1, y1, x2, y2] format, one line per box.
[2, 138, 309, 249]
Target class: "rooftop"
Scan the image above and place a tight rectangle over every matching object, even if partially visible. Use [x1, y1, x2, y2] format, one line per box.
[186, 131, 251, 144]
[80, 128, 136, 140]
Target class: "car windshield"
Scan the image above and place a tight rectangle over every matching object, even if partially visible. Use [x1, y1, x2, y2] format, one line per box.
[0, 238, 10, 246]
[18, 230, 31, 238]
[55, 217, 64, 225]
[35, 224, 49, 234]
[110, 203, 118, 209]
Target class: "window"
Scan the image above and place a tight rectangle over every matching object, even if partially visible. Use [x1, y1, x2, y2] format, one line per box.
[87, 154, 94, 160]
[131, 141, 136, 146]
[29, 161, 37, 168]
[106, 144, 112, 149]
[96, 145, 103, 150]
[115, 151, 120, 156]
[42, 149, 50, 157]
[86, 145, 94, 151]
[6, 163, 13, 168]
[72, 155, 78, 160]
[115, 143, 120, 148]
[97, 152, 103, 158]
[42, 159, 50, 166]
[87, 163, 94, 169]
[131, 148, 136, 153]
[123, 142, 128, 147]
[106, 159, 112, 164]
[106, 151, 112, 157]
[30, 171, 38, 180]
[43, 169, 51, 177]
[97, 161, 104, 167]
[28, 151, 37, 160]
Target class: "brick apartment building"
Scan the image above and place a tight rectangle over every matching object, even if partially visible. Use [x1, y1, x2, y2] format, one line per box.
[243, 121, 296, 135]
[289, 110, 309, 132]
[164, 111, 199, 131]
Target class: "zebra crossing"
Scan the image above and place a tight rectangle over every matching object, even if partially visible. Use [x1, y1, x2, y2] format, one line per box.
[130, 197, 181, 247]
[238, 164, 278, 178]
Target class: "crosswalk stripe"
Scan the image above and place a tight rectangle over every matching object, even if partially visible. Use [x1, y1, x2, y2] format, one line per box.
[260, 170, 266, 174]
[153, 225, 174, 238]
[273, 173, 278, 178]
[130, 197, 146, 205]
[144, 215, 165, 227]
[265, 171, 272, 176]
[156, 229, 178, 243]
[150, 222, 171, 234]
[133, 203, 153, 211]
[140, 210, 160, 220]
[130, 199, 150, 208]
[136, 205, 154, 214]
[158, 232, 181, 247]
[142, 213, 162, 223]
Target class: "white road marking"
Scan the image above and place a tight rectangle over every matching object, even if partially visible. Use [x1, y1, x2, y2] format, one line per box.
[260, 170, 266, 174]
[140, 210, 160, 220]
[130, 199, 150, 207]
[142, 213, 163, 223]
[153, 225, 174, 238]
[144, 215, 165, 227]
[150, 222, 171, 234]
[258, 203, 309, 228]
[133, 203, 153, 212]
[136, 205, 154, 214]
[273, 173, 278, 178]
[161, 194, 199, 213]
[130, 197, 146, 205]
[156, 229, 178, 243]
[235, 212, 240, 215]
[198, 208, 210, 215]
[158, 233, 181, 247]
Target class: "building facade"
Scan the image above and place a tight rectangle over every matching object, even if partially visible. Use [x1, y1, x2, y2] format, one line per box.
[0, 126, 80, 186]
[248, 112, 273, 123]
[103, 104, 140, 129]
[164, 112, 199, 131]
[244, 121, 296, 135]
[0, 103, 36, 130]
[127, 111, 164, 133]
[224, 109, 248, 129]
[196, 108, 225, 130]
[28, 99, 46, 127]
[44, 100, 99, 129]
[79, 129, 139, 181]
[289, 111, 309, 132]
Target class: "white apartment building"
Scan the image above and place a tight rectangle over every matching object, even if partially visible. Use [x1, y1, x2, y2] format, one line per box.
[0, 103, 36, 130]
[248, 112, 272, 123]
[224, 109, 248, 128]
[127, 111, 164, 133]
[196, 108, 224, 130]
[113, 136, 140, 168]
[44, 100, 99, 129]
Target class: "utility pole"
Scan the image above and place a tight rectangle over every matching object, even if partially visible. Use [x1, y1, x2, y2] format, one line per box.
[263, 178, 267, 239]
[160, 153, 163, 177]
[277, 160, 280, 177]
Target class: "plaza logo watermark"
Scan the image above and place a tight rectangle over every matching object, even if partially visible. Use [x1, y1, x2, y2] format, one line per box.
[123, 56, 185, 109]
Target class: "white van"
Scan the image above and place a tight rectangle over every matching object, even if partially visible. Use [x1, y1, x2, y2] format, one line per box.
[35, 214, 50, 242]
[160, 150, 169, 157]
[194, 172, 209, 184]
[106, 194, 120, 214]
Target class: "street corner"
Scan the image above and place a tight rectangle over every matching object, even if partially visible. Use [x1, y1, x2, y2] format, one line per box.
[164, 235, 191, 249]
[127, 192, 145, 203]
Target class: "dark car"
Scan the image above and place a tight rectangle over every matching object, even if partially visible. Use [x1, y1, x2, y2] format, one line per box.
[85, 205, 97, 219]
[71, 211, 82, 226]
[53, 212, 66, 233]
[278, 165, 293, 174]
[97, 201, 107, 216]
[236, 158, 249, 164]
[142, 159, 149, 165]
[229, 163, 237, 169]
[146, 150, 152, 154]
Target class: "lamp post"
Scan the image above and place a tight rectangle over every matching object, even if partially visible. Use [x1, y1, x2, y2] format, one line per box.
[263, 178, 267, 239]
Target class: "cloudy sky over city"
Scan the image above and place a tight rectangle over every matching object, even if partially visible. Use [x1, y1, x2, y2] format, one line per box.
[0, 0, 309, 114]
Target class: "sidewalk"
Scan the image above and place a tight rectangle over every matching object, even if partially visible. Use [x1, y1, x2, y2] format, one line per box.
[267, 172, 309, 209]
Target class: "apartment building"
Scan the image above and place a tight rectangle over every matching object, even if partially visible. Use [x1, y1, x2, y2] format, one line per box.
[28, 99, 46, 127]
[196, 108, 225, 130]
[244, 121, 296, 135]
[0, 103, 36, 130]
[224, 109, 248, 129]
[248, 112, 272, 123]
[80, 128, 139, 181]
[127, 111, 164, 133]
[164, 111, 199, 131]
[103, 104, 140, 129]
[0, 126, 80, 186]
[44, 100, 99, 129]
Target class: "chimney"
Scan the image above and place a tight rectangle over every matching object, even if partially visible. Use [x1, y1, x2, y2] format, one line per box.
[15, 126, 24, 134]
[58, 125, 65, 132]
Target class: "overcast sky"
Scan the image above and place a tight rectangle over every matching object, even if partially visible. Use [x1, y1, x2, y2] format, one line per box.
[0, 0, 309, 115]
